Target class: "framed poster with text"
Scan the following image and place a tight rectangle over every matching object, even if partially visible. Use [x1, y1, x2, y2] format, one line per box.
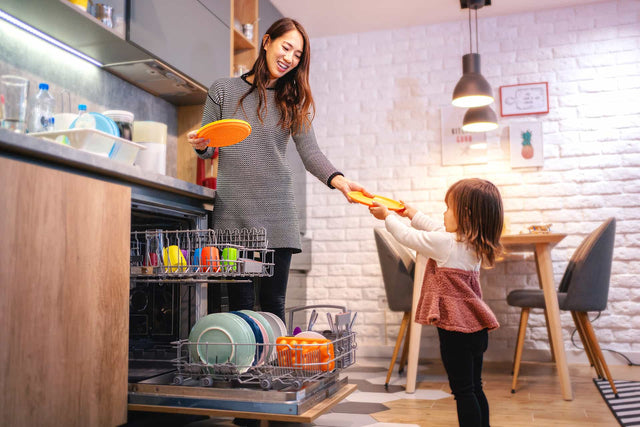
[500, 82, 549, 117]
[440, 106, 487, 166]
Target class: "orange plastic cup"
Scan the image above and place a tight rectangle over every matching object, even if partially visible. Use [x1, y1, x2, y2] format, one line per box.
[201, 246, 220, 272]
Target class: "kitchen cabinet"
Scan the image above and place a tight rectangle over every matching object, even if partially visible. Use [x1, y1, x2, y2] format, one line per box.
[231, 0, 259, 76]
[0, 156, 131, 427]
[128, 0, 230, 87]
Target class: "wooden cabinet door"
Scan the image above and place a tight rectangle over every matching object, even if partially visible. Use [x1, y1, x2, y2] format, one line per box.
[0, 158, 131, 427]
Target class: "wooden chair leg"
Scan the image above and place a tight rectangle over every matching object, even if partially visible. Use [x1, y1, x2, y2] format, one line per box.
[386, 312, 410, 389]
[571, 311, 603, 379]
[398, 315, 411, 374]
[511, 308, 529, 393]
[576, 311, 618, 397]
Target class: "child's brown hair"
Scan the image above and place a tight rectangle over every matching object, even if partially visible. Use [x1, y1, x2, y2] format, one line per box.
[445, 178, 504, 267]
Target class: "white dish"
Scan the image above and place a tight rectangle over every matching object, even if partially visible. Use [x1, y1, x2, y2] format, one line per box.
[259, 311, 288, 340]
[295, 330, 326, 340]
[30, 128, 146, 164]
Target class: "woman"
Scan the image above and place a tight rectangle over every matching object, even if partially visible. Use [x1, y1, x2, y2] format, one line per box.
[187, 18, 368, 322]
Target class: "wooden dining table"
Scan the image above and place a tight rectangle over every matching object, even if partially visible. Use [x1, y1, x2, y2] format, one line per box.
[403, 232, 574, 401]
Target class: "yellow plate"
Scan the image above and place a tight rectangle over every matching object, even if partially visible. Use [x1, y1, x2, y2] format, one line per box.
[196, 119, 251, 147]
[348, 192, 405, 211]
[373, 195, 404, 211]
[348, 191, 374, 207]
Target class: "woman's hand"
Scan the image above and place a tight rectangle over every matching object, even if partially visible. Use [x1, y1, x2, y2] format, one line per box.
[369, 201, 390, 220]
[186, 130, 209, 151]
[397, 200, 417, 220]
[330, 175, 373, 202]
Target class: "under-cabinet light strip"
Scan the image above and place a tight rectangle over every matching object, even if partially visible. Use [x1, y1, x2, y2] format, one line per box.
[0, 9, 103, 67]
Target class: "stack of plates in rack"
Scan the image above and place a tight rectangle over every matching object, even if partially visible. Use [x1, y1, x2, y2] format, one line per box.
[188, 312, 256, 373]
[240, 310, 276, 364]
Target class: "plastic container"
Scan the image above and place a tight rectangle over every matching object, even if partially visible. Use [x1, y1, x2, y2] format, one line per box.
[103, 110, 134, 141]
[28, 83, 56, 133]
[132, 121, 168, 174]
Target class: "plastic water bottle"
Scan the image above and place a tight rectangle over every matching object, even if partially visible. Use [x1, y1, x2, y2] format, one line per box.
[75, 104, 96, 129]
[28, 83, 56, 133]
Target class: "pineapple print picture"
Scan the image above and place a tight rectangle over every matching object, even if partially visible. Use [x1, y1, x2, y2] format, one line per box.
[521, 130, 534, 159]
[509, 121, 543, 167]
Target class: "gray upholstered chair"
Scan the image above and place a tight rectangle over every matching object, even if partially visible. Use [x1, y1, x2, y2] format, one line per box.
[507, 218, 617, 396]
[374, 228, 416, 389]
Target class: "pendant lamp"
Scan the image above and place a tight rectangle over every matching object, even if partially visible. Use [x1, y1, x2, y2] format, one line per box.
[452, 0, 494, 108]
[462, 105, 498, 132]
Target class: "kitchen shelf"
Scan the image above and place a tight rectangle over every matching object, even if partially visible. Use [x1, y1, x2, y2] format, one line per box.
[231, 0, 259, 76]
[233, 28, 256, 51]
[0, 0, 148, 65]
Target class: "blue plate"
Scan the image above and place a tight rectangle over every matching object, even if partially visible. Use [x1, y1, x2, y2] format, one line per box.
[231, 311, 263, 365]
[70, 112, 120, 137]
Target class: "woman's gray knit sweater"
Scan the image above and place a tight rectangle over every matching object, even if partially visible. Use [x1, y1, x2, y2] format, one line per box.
[196, 76, 341, 251]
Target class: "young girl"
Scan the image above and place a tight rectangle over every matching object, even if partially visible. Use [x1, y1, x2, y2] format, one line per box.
[369, 178, 503, 427]
[186, 18, 369, 323]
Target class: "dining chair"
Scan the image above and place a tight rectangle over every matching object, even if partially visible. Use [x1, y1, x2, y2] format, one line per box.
[373, 228, 416, 389]
[507, 218, 617, 396]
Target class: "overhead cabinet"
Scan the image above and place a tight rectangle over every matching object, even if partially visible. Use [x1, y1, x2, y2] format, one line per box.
[127, 0, 231, 88]
[0, 0, 233, 105]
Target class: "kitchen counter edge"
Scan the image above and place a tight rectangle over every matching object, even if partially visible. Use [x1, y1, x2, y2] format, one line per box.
[0, 128, 215, 201]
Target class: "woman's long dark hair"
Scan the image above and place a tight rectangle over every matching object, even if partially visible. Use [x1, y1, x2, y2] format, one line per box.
[239, 18, 315, 135]
[445, 178, 504, 267]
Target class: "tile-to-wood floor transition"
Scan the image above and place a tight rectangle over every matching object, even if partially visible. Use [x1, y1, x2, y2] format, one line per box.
[125, 357, 640, 426]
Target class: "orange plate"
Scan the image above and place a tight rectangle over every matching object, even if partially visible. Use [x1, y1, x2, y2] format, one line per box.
[197, 119, 251, 147]
[373, 195, 404, 211]
[348, 191, 374, 207]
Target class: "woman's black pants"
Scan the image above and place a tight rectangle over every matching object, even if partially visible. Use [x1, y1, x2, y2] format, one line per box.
[224, 248, 293, 322]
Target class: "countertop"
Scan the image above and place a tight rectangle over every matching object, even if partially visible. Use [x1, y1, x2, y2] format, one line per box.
[0, 128, 214, 201]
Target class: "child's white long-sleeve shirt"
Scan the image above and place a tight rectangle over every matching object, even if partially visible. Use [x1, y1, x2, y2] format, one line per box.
[384, 211, 481, 271]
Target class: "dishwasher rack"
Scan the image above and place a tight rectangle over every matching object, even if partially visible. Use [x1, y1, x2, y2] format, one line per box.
[171, 331, 357, 390]
[130, 227, 274, 282]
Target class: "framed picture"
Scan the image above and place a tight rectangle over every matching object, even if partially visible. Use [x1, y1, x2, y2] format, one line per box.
[500, 82, 549, 117]
[440, 106, 488, 166]
[509, 121, 543, 168]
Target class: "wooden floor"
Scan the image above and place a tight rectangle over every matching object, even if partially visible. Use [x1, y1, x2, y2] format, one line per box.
[373, 359, 640, 426]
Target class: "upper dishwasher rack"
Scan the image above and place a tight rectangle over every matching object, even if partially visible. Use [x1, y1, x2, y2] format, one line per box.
[130, 228, 274, 282]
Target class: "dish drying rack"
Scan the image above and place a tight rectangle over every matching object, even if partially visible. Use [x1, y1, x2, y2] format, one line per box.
[172, 306, 357, 391]
[130, 227, 274, 283]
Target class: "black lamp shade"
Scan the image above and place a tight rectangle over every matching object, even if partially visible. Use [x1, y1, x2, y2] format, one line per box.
[452, 54, 494, 108]
[462, 105, 498, 132]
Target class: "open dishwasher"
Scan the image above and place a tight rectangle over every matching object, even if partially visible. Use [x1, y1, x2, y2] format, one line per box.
[127, 227, 357, 422]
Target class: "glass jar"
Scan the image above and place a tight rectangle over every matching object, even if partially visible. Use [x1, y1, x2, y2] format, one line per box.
[103, 110, 134, 140]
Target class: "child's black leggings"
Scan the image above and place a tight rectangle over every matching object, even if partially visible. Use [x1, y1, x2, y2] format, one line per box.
[438, 327, 490, 427]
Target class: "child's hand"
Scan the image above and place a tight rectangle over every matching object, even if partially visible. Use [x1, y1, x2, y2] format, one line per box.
[397, 201, 417, 220]
[369, 201, 390, 220]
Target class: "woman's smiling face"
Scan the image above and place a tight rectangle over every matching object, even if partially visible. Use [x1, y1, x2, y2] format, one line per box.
[263, 29, 303, 81]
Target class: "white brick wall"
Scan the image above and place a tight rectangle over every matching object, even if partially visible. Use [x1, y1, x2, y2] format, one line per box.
[302, 0, 640, 364]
